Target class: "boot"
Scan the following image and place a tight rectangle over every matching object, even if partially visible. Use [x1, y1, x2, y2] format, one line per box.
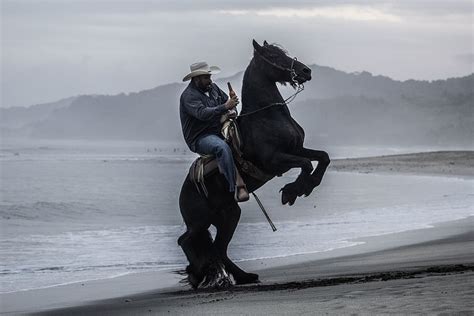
[234, 168, 249, 202]
[234, 184, 249, 202]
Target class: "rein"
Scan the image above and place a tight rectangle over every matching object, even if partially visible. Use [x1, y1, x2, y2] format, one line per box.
[238, 50, 305, 118]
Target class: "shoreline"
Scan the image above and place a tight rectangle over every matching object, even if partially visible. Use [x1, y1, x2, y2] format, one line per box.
[2, 216, 472, 315]
[4, 212, 470, 296]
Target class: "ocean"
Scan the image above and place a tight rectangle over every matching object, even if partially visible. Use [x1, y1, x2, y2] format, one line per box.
[1, 139, 473, 293]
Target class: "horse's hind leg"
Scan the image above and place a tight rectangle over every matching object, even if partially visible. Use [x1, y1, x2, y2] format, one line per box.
[213, 203, 259, 285]
[178, 178, 216, 288]
[178, 229, 214, 288]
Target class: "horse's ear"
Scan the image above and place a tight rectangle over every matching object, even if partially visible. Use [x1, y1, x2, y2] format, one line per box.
[253, 39, 263, 54]
[263, 40, 269, 46]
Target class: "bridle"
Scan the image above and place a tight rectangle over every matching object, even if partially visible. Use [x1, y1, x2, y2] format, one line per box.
[238, 49, 305, 118]
[256, 51, 299, 82]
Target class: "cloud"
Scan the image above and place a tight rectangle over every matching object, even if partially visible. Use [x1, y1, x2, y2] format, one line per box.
[218, 6, 402, 22]
[3, 0, 472, 16]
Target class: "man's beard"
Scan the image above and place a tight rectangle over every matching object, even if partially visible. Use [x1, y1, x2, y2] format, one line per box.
[196, 81, 211, 92]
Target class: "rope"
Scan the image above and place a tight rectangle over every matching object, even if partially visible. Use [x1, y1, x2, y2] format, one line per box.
[238, 83, 304, 118]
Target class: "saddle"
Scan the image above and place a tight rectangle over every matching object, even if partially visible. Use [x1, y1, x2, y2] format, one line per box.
[189, 119, 271, 197]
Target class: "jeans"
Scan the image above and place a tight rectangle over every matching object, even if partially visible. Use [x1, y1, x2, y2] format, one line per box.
[195, 134, 236, 192]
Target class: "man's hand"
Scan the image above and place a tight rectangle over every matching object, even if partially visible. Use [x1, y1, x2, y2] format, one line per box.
[228, 109, 238, 119]
[225, 95, 239, 110]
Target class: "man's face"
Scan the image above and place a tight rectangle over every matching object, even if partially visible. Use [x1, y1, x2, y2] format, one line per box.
[194, 74, 212, 92]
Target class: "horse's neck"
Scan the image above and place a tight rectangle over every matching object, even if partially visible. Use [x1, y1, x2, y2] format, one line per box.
[241, 64, 286, 114]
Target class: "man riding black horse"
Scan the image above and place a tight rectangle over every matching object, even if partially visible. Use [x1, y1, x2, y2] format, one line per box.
[180, 61, 250, 202]
[178, 41, 330, 289]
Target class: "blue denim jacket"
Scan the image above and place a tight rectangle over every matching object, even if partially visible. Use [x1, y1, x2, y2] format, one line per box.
[180, 81, 229, 151]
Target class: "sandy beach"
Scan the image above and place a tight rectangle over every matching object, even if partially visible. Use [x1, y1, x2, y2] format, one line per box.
[1, 151, 473, 315]
[24, 218, 474, 315]
[331, 150, 474, 178]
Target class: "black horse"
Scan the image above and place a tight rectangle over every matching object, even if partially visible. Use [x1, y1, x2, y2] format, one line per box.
[178, 39, 330, 288]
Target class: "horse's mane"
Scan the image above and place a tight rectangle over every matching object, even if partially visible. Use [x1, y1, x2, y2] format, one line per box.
[254, 42, 289, 56]
[262, 43, 292, 87]
[271, 43, 289, 55]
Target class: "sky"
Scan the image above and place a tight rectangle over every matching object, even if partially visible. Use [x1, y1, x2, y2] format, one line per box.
[1, 0, 473, 108]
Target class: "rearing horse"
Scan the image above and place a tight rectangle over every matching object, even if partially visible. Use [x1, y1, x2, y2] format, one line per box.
[178, 39, 330, 288]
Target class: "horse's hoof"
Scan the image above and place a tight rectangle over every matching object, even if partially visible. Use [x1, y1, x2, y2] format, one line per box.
[281, 190, 297, 205]
[188, 273, 203, 289]
[303, 184, 315, 197]
[183, 265, 204, 289]
[281, 184, 298, 205]
[281, 193, 297, 205]
[235, 272, 259, 285]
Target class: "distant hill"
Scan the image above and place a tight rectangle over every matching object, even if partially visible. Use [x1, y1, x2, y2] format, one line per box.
[25, 84, 185, 141]
[1, 65, 472, 147]
[1, 96, 78, 137]
[293, 67, 473, 146]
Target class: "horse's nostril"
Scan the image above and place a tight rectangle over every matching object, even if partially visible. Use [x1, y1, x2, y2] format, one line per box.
[302, 68, 311, 74]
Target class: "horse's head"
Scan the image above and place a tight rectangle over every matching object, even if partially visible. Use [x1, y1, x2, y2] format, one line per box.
[252, 39, 311, 87]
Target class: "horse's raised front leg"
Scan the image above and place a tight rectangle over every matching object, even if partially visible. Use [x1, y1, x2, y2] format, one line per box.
[296, 148, 330, 196]
[268, 152, 314, 205]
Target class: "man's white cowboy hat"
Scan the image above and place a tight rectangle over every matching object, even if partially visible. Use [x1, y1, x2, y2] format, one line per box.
[182, 61, 221, 82]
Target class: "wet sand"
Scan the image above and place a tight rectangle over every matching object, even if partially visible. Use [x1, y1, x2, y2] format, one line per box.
[32, 218, 474, 315]
[2, 151, 473, 315]
[331, 150, 474, 178]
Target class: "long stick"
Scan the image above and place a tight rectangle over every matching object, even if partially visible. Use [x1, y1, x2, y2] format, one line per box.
[251, 192, 277, 232]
